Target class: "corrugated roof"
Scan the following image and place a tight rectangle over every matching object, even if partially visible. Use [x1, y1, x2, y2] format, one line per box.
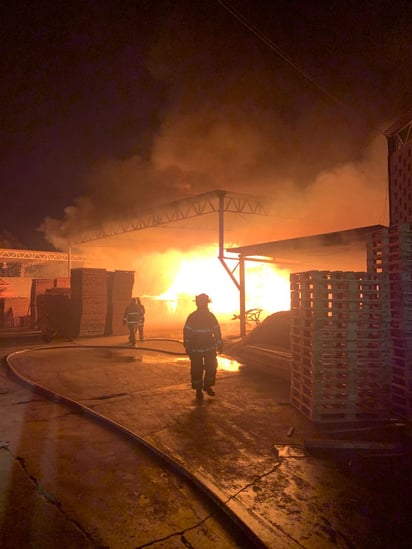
[226, 225, 387, 259]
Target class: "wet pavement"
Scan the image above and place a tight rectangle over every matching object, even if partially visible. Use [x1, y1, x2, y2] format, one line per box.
[1, 330, 412, 548]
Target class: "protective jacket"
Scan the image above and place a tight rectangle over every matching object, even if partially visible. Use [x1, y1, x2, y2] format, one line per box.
[123, 302, 145, 325]
[183, 309, 222, 354]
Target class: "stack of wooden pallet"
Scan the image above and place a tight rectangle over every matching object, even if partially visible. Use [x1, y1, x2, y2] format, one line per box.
[37, 290, 71, 337]
[290, 270, 391, 423]
[0, 297, 30, 328]
[71, 268, 108, 337]
[366, 226, 389, 275]
[387, 224, 412, 419]
[30, 278, 55, 328]
[53, 277, 70, 288]
[106, 270, 134, 336]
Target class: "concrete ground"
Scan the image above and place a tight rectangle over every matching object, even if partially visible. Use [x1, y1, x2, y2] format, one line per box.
[1, 327, 412, 548]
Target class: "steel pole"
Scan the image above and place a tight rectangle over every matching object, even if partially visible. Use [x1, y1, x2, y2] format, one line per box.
[239, 256, 246, 337]
[68, 246, 72, 277]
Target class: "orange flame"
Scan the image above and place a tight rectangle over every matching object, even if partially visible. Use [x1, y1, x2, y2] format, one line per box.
[142, 245, 290, 325]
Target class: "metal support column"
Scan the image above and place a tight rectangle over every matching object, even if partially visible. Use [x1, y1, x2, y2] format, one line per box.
[218, 193, 240, 289]
[68, 246, 72, 277]
[239, 256, 246, 337]
[216, 191, 246, 337]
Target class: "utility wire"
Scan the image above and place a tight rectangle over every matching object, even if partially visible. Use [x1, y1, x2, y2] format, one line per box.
[216, 0, 385, 136]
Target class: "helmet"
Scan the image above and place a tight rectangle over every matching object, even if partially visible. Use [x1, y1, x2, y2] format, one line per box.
[195, 293, 211, 306]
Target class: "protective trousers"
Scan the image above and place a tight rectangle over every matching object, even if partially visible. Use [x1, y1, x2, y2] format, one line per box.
[128, 323, 137, 344]
[190, 350, 217, 390]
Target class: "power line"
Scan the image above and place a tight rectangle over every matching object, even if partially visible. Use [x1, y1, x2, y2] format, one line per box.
[216, 0, 385, 136]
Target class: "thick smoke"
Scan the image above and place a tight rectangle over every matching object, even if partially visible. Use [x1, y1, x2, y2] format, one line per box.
[40, 107, 388, 251]
[39, 1, 396, 250]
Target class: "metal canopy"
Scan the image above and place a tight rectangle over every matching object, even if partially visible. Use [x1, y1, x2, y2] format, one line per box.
[0, 248, 85, 263]
[226, 224, 387, 260]
[72, 190, 271, 245]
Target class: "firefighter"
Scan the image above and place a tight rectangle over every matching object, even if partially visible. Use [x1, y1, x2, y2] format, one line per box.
[183, 293, 223, 401]
[123, 297, 145, 345]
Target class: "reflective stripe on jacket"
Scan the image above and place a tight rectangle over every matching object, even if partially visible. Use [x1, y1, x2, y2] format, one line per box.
[183, 309, 222, 353]
[123, 304, 144, 325]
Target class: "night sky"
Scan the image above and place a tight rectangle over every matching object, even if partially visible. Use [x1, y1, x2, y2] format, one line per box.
[1, 0, 412, 250]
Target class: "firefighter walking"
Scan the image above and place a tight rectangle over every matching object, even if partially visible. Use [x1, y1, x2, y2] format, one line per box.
[183, 293, 223, 401]
[123, 297, 145, 345]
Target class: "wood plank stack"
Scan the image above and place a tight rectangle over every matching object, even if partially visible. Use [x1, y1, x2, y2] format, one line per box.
[30, 278, 54, 328]
[290, 270, 391, 423]
[71, 268, 108, 337]
[37, 288, 72, 337]
[106, 270, 134, 336]
[0, 297, 30, 328]
[54, 277, 70, 288]
[367, 224, 412, 419]
[387, 224, 412, 419]
[366, 226, 389, 275]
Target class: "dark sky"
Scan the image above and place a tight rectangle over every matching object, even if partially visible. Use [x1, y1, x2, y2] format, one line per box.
[1, 0, 412, 250]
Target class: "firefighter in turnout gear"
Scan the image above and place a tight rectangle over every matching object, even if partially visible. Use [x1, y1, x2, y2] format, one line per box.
[183, 293, 223, 401]
[123, 297, 145, 345]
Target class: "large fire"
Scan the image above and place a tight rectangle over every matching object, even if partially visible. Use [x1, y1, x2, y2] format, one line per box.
[137, 245, 290, 326]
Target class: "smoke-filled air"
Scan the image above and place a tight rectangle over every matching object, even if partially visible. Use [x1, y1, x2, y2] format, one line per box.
[28, 1, 408, 323]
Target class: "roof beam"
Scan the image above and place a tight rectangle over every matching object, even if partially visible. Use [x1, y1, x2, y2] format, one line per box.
[0, 249, 85, 263]
[72, 190, 271, 245]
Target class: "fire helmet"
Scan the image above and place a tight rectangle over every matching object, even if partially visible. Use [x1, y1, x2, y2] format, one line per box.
[195, 293, 211, 306]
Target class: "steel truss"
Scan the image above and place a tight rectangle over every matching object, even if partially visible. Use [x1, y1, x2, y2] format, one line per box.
[393, 120, 412, 150]
[72, 190, 270, 244]
[0, 249, 84, 263]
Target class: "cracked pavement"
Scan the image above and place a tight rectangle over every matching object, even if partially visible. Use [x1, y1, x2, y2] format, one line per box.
[1, 334, 412, 548]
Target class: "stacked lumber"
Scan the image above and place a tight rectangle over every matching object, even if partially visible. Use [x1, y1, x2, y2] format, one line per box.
[54, 277, 70, 288]
[387, 224, 412, 419]
[30, 278, 54, 328]
[37, 288, 72, 337]
[290, 271, 391, 423]
[106, 270, 134, 336]
[366, 226, 389, 275]
[71, 268, 108, 337]
[0, 297, 30, 328]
